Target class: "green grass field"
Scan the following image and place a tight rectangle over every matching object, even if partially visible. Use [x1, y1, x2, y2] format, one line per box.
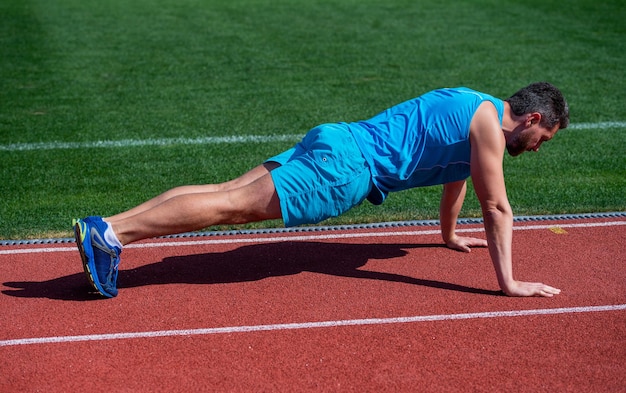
[1, 0, 624, 240]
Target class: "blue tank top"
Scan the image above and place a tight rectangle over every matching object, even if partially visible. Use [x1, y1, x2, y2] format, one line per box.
[346, 87, 504, 204]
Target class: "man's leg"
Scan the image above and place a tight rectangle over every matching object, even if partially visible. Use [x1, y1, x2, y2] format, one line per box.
[110, 167, 282, 245]
[106, 163, 280, 223]
[73, 162, 282, 297]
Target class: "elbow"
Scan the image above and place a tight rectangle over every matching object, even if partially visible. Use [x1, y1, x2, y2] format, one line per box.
[482, 203, 512, 223]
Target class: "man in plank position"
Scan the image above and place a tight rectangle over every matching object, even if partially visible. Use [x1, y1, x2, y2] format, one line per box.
[74, 82, 569, 298]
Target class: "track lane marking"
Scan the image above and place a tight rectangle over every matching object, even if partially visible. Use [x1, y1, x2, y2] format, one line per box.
[1, 220, 624, 255]
[1, 304, 624, 347]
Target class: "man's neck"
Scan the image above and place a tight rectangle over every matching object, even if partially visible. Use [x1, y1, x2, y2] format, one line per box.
[501, 101, 525, 134]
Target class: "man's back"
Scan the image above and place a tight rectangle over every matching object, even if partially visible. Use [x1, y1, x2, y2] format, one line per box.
[346, 87, 504, 203]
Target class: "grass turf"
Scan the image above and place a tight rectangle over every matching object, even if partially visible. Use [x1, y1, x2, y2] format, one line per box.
[1, 0, 624, 239]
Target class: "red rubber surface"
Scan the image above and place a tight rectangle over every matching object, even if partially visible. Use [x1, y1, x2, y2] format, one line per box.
[1, 217, 625, 392]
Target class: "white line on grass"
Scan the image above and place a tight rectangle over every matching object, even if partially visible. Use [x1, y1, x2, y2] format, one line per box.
[1, 304, 624, 347]
[1, 220, 624, 255]
[0, 134, 304, 152]
[568, 121, 626, 130]
[1, 121, 625, 152]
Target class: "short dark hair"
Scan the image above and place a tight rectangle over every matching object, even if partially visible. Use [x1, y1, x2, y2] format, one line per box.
[505, 82, 569, 129]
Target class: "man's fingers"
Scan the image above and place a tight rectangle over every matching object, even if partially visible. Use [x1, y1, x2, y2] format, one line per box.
[539, 285, 561, 297]
[446, 236, 488, 253]
[452, 245, 470, 253]
[446, 240, 470, 253]
[505, 281, 561, 297]
[469, 238, 488, 247]
[531, 283, 561, 297]
[460, 237, 487, 251]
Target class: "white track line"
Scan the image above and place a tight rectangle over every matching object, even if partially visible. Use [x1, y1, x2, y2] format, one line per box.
[1, 304, 624, 347]
[1, 220, 624, 255]
[1, 121, 624, 152]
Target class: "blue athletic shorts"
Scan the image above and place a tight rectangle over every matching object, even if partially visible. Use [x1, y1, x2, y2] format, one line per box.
[266, 123, 373, 227]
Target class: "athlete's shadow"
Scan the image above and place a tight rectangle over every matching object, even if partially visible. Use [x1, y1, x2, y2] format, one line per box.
[2, 241, 502, 301]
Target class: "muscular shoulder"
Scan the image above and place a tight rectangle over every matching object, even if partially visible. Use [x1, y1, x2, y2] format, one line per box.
[469, 101, 505, 152]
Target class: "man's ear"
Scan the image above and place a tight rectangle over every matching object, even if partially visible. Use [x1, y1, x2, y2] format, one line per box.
[526, 112, 542, 127]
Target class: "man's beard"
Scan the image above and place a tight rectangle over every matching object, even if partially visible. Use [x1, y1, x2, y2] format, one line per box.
[506, 131, 533, 156]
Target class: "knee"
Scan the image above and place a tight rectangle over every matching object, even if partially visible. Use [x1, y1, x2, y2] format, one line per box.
[162, 185, 193, 200]
[224, 186, 281, 224]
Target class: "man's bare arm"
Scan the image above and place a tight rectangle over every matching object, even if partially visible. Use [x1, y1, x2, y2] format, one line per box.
[440, 180, 487, 252]
[469, 102, 560, 297]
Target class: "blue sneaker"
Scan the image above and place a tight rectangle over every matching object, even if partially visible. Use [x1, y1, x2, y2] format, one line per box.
[73, 216, 121, 298]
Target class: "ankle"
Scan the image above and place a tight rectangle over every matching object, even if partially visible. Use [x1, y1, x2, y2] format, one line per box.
[103, 220, 123, 249]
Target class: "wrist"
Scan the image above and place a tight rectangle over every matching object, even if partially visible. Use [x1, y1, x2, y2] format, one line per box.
[499, 278, 517, 296]
[441, 228, 456, 243]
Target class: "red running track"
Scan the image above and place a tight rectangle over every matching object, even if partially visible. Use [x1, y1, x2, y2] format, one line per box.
[1, 217, 625, 392]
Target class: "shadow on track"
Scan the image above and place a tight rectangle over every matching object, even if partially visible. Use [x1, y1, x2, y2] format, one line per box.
[2, 241, 502, 300]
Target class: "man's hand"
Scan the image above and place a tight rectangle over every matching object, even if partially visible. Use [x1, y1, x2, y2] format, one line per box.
[502, 280, 561, 297]
[445, 235, 488, 253]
